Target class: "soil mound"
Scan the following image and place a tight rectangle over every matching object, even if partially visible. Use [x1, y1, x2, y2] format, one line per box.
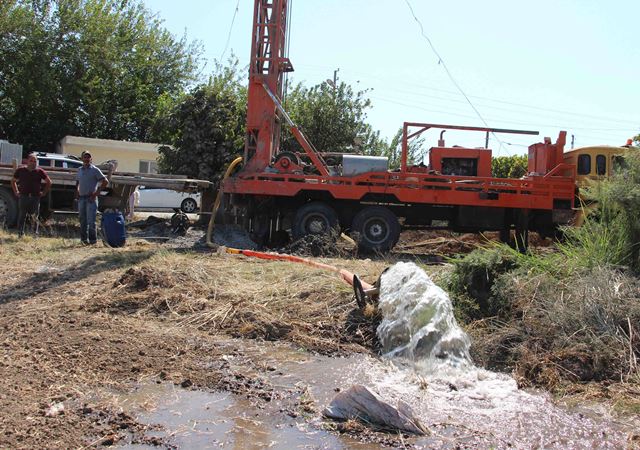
[283, 234, 346, 257]
[114, 266, 175, 291]
[212, 225, 259, 250]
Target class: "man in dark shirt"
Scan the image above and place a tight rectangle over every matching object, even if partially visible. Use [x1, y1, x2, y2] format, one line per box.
[11, 153, 52, 237]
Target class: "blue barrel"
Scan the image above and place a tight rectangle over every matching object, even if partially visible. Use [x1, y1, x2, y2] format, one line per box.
[101, 212, 126, 247]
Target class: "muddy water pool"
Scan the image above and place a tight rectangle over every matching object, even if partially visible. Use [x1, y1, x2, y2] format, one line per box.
[116, 341, 636, 449]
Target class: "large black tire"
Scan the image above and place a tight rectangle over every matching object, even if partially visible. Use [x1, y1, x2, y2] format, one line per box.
[292, 202, 339, 240]
[351, 206, 400, 253]
[180, 197, 198, 213]
[0, 188, 18, 228]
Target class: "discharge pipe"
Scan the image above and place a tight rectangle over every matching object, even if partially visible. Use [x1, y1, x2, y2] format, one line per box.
[224, 247, 377, 308]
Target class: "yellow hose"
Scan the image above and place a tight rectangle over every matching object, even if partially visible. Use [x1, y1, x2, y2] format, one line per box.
[206, 156, 243, 248]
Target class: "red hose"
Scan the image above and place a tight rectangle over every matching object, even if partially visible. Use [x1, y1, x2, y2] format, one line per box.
[225, 248, 374, 290]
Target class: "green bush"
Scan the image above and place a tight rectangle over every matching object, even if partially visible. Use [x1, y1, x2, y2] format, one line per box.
[555, 151, 640, 273]
[492, 155, 528, 178]
[442, 151, 640, 391]
[446, 247, 516, 322]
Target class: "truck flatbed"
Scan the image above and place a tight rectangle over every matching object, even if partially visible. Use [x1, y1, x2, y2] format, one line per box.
[0, 164, 213, 227]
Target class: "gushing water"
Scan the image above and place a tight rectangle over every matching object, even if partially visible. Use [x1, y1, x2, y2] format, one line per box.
[368, 262, 634, 447]
[375, 261, 521, 404]
[377, 261, 472, 371]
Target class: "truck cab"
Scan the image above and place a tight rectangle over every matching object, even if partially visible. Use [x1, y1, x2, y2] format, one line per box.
[563, 145, 634, 188]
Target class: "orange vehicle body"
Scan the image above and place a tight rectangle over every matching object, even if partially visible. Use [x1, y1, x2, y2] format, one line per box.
[222, 0, 577, 251]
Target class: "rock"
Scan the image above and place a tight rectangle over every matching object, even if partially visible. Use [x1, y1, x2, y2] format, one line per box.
[44, 402, 65, 417]
[323, 385, 427, 435]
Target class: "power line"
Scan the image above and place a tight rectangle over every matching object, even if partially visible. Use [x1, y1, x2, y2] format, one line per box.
[294, 63, 640, 127]
[370, 95, 479, 121]
[358, 78, 639, 139]
[368, 85, 638, 133]
[370, 96, 631, 145]
[403, 0, 506, 153]
[219, 0, 240, 62]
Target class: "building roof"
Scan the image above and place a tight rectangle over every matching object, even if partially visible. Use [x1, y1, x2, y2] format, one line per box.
[60, 136, 166, 153]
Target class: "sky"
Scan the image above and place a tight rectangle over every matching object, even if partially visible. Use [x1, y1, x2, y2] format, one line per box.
[144, 0, 640, 157]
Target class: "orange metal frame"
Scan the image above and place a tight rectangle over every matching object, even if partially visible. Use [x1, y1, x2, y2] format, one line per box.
[243, 0, 292, 174]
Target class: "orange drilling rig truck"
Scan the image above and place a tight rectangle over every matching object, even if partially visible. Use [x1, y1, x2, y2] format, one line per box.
[221, 0, 577, 252]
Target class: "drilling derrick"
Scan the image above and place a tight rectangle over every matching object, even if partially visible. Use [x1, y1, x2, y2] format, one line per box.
[243, 0, 293, 173]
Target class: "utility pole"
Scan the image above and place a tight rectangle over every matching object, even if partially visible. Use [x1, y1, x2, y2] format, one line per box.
[571, 134, 575, 149]
[326, 68, 339, 96]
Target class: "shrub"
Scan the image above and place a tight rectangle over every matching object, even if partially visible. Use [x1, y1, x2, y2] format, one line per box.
[446, 247, 516, 322]
[468, 267, 640, 387]
[442, 150, 640, 391]
[492, 155, 528, 178]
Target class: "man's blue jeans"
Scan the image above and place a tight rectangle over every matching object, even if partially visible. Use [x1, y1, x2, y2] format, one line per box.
[78, 196, 98, 244]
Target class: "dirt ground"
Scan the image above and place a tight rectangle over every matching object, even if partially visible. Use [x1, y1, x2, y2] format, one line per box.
[0, 225, 406, 448]
[0, 223, 602, 448]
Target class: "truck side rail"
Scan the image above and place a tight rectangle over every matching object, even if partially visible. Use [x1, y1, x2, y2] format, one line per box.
[224, 168, 576, 210]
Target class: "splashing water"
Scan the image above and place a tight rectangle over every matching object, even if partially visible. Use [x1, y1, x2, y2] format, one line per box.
[377, 261, 472, 372]
[369, 262, 636, 447]
[375, 261, 521, 403]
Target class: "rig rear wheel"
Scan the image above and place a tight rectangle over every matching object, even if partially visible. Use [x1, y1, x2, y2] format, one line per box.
[292, 202, 339, 240]
[351, 206, 400, 253]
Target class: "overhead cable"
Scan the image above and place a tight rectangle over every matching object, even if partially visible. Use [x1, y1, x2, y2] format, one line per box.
[403, 0, 505, 153]
[295, 63, 640, 128]
[219, 0, 240, 62]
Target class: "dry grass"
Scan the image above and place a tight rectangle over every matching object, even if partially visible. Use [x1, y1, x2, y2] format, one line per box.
[0, 226, 394, 357]
[82, 250, 391, 354]
[464, 266, 640, 414]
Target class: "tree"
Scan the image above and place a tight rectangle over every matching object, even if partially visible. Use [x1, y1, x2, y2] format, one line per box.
[0, 0, 199, 151]
[281, 81, 386, 155]
[378, 128, 426, 169]
[152, 61, 246, 183]
[491, 155, 528, 178]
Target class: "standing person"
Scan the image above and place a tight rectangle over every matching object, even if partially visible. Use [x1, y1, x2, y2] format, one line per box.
[127, 185, 139, 220]
[11, 153, 52, 237]
[76, 151, 108, 245]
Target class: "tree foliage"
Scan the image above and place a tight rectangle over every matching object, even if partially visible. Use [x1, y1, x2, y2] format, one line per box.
[491, 155, 528, 178]
[0, 0, 199, 151]
[378, 128, 426, 169]
[152, 62, 246, 183]
[281, 81, 386, 155]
